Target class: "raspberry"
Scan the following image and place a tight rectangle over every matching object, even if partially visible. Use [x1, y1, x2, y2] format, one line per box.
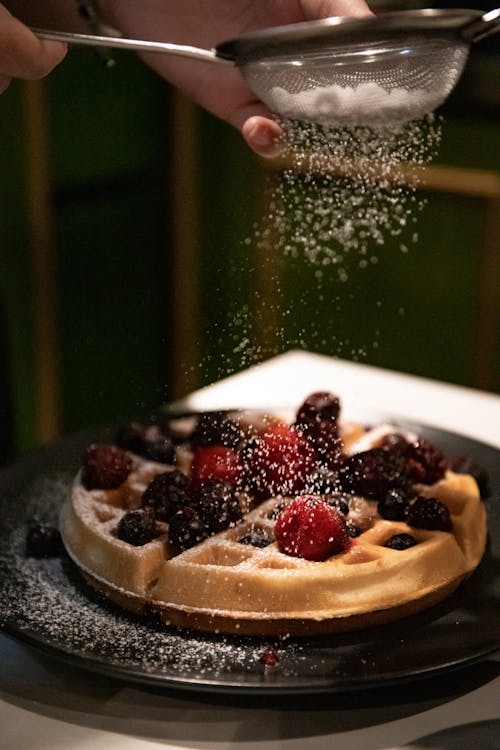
[142, 470, 191, 522]
[115, 422, 175, 464]
[377, 488, 409, 521]
[384, 533, 417, 550]
[195, 479, 242, 533]
[168, 507, 209, 550]
[405, 438, 448, 485]
[191, 446, 241, 488]
[241, 424, 316, 498]
[405, 496, 452, 531]
[295, 391, 343, 468]
[117, 508, 156, 546]
[338, 447, 409, 500]
[274, 495, 349, 561]
[26, 524, 63, 558]
[81, 444, 132, 489]
[259, 648, 279, 667]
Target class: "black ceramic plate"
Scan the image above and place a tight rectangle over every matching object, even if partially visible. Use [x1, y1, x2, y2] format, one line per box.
[0, 418, 499, 695]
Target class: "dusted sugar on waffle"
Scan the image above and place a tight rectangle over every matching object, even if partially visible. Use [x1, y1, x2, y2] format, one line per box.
[59, 392, 487, 636]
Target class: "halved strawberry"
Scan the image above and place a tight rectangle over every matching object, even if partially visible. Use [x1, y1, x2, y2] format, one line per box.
[274, 495, 349, 561]
[191, 446, 241, 488]
[241, 424, 316, 498]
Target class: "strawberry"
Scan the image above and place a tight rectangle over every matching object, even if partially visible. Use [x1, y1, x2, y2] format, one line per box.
[191, 446, 241, 488]
[241, 424, 316, 498]
[274, 495, 349, 561]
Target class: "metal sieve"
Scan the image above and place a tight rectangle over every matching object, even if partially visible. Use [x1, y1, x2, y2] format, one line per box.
[34, 7, 500, 127]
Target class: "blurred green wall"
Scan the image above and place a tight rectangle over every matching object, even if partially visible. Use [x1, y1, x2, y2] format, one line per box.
[0, 44, 498, 462]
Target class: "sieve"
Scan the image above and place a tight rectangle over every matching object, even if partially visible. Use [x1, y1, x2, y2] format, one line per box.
[33, 8, 500, 127]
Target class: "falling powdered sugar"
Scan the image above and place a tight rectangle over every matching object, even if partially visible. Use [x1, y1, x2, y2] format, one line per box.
[257, 115, 442, 275]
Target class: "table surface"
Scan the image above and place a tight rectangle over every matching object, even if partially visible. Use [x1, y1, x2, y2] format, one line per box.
[2, 351, 499, 750]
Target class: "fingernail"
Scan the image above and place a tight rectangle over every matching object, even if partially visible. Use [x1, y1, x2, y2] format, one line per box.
[248, 124, 283, 158]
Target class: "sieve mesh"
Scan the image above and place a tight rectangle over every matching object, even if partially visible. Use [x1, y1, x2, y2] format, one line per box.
[243, 38, 470, 127]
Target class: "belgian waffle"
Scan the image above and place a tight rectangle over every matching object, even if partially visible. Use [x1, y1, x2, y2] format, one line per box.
[60, 405, 487, 636]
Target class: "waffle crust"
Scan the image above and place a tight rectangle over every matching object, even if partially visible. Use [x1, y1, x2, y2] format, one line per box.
[61, 455, 487, 636]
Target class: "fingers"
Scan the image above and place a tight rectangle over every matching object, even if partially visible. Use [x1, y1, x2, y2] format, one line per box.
[242, 115, 284, 158]
[0, 5, 66, 84]
[300, 0, 374, 20]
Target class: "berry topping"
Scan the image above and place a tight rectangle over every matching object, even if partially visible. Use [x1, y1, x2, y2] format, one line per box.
[405, 437, 448, 485]
[195, 479, 242, 533]
[295, 391, 343, 468]
[377, 488, 410, 521]
[305, 466, 342, 495]
[274, 495, 349, 561]
[168, 507, 209, 550]
[377, 432, 410, 454]
[384, 533, 417, 550]
[338, 447, 409, 500]
[115, 422, 175, 464]
[241, 424, 316, 498]
[346, 520, 362, 538]
[239, 529, 274, 548]
[26, 524, 63, 558]
[190, 412, 244, 448]
[142, 470, 191, 522]
[296, 391, 341, 428]
[324, 493, 350, 515]
[259, 648, 279, 667]
[117, 508, 156, 546]
[405, 496, 452, 531]
[81, 444, 132, 489]
[191, 446, 241, 488]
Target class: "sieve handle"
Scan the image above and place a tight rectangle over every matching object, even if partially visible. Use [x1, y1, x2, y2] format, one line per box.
[461, 7, 500, 43]
[31, 27, 234, 65]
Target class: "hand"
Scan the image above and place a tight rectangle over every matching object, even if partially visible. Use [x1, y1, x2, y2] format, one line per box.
[0, 4, 66, 94]
[100, 1, 373, 157]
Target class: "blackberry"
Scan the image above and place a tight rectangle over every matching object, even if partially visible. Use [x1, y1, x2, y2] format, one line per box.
[305, 466, 341, 494]
[81, 444, 132, 489]
[346, 520, 362, 538]
[116, 422, 175, 464]
[405, 438, 448, 485]
[195, 479, 242, 533]
[142, 470, 191, 522]
[267, 502, 286, 520]
[239, 529, 273, 548]
[190, 412, 243, 448]
[168, 507, 209, 550]
[26, 523, 63, 558]
[378, 433, 409, 454]
[405, 496, 452, 531]
[378, 488, 409, 521]
[295, 392, 343, 468]
[384, 533, 417, 550]
[296, 391, 341, 428]
[117, 508, 156, 546]
[325, 493, 350, 515]
[338, 448, 409, 500]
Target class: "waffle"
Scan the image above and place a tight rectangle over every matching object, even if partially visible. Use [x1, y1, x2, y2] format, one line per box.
[60, 406, 487, 636]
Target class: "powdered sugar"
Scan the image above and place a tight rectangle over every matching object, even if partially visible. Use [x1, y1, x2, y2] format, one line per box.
[270, 82, 443, 128]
